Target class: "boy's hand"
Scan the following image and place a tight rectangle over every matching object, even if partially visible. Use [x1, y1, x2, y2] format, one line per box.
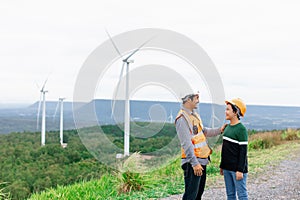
[236, 171, 243, 180]
[220, 168, 223, 175]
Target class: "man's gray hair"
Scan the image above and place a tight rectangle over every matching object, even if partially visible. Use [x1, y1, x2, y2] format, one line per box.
[182, 93, 199, 103]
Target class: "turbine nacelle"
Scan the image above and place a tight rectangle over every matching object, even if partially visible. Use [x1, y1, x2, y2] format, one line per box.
[123, 59, 134, 64]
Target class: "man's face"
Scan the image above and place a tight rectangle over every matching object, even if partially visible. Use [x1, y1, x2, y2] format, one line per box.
[190, 95, 199, 109]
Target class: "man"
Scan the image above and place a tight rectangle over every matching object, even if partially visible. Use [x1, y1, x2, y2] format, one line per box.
[175, 92, 225, 200]
[220, 98, 248, 200]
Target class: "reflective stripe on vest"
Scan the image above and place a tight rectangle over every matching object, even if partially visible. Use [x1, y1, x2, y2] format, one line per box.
[176, 109, 212, 159]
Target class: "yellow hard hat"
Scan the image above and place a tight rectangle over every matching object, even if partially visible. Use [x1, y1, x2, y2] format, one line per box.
[225, 98, 247, 117]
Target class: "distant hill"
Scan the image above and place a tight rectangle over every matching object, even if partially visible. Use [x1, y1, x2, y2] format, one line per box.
[0, 99, 300, 134]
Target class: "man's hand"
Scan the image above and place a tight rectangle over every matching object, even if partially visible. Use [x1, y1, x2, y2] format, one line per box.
[236, 171, 243, 180]
[193, 164, 203, 176]
[220, 124, 228, 133]
[220, 168, 223, 175]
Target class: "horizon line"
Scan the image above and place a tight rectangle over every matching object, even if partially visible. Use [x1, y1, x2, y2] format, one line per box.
[0, 98, 300, 108]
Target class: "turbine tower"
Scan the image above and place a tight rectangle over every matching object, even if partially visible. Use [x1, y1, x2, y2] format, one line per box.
[37, 80, 48, 146]
[211, 106, 220, 128]
[106, 30, 152, 156]
[168, 110, 174, 123]
[53, 98, 68, 148]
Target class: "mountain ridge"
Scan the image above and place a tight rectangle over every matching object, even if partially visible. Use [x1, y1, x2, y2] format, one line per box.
[0, 99, 300, 134]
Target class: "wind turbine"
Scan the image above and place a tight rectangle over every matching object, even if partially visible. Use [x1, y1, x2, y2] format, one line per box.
[211, 106, 220, 128]
[106, 30, 152, 157]
[37, 79, 48, 146]
[168, 110, 174, 123]
[53, 98, 67, 148]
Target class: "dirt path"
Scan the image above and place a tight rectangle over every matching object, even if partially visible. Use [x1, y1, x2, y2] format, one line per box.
[160, 146, 300, 200]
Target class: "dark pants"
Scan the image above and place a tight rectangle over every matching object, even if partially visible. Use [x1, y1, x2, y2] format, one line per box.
[182, 163, 207, 200]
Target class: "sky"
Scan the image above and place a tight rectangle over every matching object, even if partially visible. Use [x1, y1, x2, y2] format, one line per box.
[0, 0, 300, 107]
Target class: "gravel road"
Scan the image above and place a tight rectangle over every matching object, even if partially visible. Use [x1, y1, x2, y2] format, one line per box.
[160, 146, 300, 200]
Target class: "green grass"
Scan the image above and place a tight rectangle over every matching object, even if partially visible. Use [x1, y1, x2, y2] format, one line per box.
[248, 141, 300, 174]
[29, 130, 300, 200]
[29, 175, 117, 200]
[28, 158, 184, 200]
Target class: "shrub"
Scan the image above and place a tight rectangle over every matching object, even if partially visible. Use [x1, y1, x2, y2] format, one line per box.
[248, 139, 264, 150]
[281, 129, 300, 141]
[286, 131, 299, 140]
[248, 131, 282, 150]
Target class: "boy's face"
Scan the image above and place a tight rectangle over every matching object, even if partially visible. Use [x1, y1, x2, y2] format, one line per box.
[225, 103, 235, 120]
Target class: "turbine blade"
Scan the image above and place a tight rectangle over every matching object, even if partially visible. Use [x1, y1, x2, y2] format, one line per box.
[53, 100, 60, 122]
[213, 115, 221, 122]
[105, 29, 123, 58]
[41, 78, 48, 91]
[111, 62, 125, 117]
[36, 93, 42, 129]
[123, 36, 155, 61]
[35, 81, 40, 90]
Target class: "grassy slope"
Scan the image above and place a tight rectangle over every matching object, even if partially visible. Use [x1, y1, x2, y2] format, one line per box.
[29, 138, 300, 200]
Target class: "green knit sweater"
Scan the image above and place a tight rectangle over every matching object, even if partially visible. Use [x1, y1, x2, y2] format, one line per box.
[220, 123, 248, 173]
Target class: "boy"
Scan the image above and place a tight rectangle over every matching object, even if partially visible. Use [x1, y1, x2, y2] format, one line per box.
[220, 98, 248, 200]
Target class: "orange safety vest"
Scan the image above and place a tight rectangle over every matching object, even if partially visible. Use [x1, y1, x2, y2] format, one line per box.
[175, 109, 212, 159]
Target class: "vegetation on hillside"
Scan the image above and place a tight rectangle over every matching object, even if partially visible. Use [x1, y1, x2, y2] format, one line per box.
[1, 124, 299, 200]
[28, 129, 300, 200]
[0, 123, 177, 200]
[0, 130, 107, 199]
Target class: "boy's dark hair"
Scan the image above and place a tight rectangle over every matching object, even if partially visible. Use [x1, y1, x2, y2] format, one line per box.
[228, 103, 241, 120]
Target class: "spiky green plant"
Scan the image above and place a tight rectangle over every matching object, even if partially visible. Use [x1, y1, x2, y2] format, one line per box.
[0, 183, 11, 200]
[115, 152, 154, 194]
